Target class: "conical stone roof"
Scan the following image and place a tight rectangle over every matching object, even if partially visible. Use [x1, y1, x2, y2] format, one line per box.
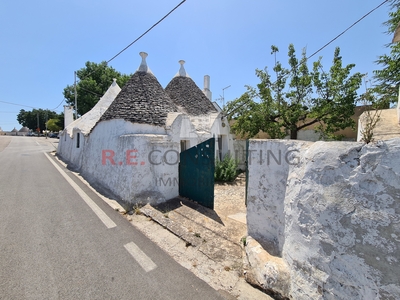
[19, 126, 29, 132]
[68, 79, 121, 136]
[165, 60, 217, 116]
[100, 52, 178, 126]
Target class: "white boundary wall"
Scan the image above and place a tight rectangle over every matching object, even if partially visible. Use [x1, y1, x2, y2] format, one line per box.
[247, 139, 400, 299]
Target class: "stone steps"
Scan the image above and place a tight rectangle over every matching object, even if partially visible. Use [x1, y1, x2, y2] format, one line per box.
[140, 197, 244, 263]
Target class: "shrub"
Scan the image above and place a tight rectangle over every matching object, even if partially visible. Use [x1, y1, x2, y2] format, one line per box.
[214, 155, 238, 182]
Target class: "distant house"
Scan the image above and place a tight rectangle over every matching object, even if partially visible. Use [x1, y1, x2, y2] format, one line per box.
[9, 128, 18, 136]
[250, 105, 370, 141]
[357, 106, 400, 141]
[19, 127, 29, 136]
[57, 52, 234, 205]
[1, 127, 30, 136]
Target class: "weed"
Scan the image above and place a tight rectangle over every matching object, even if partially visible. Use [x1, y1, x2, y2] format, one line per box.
[133, 203, 143, 215]
[215, 155, 239, 182]
[359, 84, 387, 144]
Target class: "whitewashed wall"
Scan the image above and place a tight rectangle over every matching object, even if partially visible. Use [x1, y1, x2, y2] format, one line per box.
[247, 138, 400, 299]
[79, 119, 179, 204]
[57, 129, 85, 170]
[58, 110, 236, 205]
[167, 111, 234, 158]
[210, 113, 234, 160]
[247, 139, 312, 256]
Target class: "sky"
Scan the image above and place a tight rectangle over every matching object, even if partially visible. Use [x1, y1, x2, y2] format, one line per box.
[0, 0, 395, 131]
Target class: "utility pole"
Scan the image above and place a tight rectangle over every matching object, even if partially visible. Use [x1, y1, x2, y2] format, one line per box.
[45, 111, 48, 139]
[74, 71, 78, 120]
[37, 112, 39, 136]
[393, 22, 400, 124]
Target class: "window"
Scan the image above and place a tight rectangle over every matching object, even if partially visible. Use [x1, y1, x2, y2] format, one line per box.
[76, 133, 80, 148]
[218, 135, 223, 161]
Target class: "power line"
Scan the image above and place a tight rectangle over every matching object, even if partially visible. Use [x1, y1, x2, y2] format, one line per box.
[272, 0, 390, 86]
[0, 99, 65, 112]
[77, 0, 187, 84]
[78, 86, 103, 97]
[66, 0, 187, 115]
[226, 0, 390, 116]
[306, 0, 389, 61]
[106, 0, 187, 64]
[0, 100, 37, 109]
[50, 98, 66, 111]
[0, 0, 184, 115]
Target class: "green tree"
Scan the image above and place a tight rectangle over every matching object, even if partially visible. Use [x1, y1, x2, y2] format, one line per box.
[63, 62, 132, 116]
[17, 109, 60, 132]
[46, 119, 62, 132]
[225, 44, 363, 140]
[373, 0, 400, 105]
[56, 112, 64, 130]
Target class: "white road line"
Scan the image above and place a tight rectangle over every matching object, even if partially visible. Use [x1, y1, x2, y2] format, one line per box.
[44, 153, 117, 229]
[124, 242, 157, 272]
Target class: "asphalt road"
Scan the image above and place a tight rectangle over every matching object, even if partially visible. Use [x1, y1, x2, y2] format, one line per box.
[0, 136, 225, 300]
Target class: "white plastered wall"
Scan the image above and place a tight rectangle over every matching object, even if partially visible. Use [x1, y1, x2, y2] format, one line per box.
[80, 119, 179, 204]
[247, 139, 400, 299]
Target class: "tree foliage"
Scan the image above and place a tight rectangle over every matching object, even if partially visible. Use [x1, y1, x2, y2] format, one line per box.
[46, 118, 62, 132]
[225, 44, 363, 140]
[17, 109, 61, 132]
[373, 0, 400, 105]
[63, 62, 132, 116]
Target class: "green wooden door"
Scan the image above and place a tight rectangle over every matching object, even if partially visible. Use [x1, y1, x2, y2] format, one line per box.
[179, 138, 215, 209]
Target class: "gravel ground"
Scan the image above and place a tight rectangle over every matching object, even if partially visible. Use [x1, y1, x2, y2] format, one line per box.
[214, 173, 247, 219]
